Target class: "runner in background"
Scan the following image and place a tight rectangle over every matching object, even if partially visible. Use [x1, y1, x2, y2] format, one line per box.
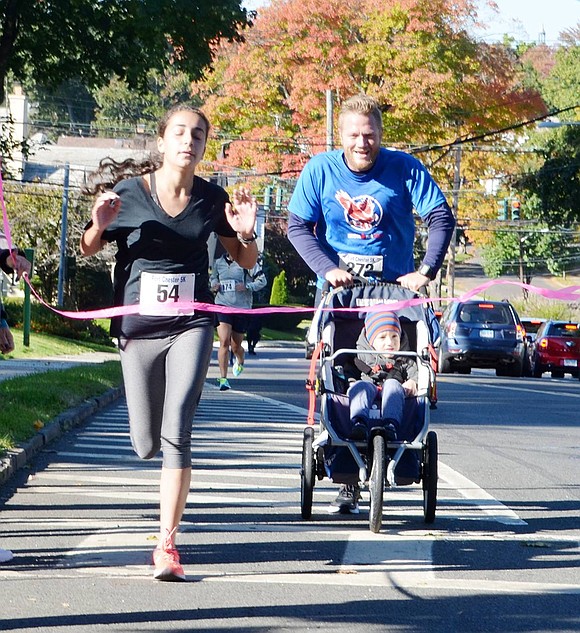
[211, 251, 267, 390]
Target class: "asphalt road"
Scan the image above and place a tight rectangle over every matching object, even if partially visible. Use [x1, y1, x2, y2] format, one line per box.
[0, 345, 578, 632]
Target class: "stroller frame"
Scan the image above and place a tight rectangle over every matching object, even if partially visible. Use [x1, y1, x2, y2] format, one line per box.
[301, 281, 439, 532]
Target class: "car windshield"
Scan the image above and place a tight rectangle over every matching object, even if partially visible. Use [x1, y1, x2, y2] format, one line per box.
[458, 304, 512, 325]
[546, 323, 580, 338]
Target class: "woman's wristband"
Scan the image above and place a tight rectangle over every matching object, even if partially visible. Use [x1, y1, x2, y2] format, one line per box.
[237, 231, 257, 245]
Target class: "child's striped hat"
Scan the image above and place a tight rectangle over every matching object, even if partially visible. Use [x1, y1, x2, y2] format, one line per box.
[364, 310, 401, 346]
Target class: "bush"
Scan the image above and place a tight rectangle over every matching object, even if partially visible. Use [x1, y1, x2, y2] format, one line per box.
[270, 270, 289, 305]
[4, 299, 114, 346]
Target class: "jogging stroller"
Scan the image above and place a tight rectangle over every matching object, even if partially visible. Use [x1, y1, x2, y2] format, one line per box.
[301, 281, 439, 532]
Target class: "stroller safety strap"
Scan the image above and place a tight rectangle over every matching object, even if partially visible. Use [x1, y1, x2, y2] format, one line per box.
[306, 340, 324, 425]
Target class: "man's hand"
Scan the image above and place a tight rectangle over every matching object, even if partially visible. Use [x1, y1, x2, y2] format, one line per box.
[324, 267, 353, 288]
[402, 379, 418, 397]
[397, 271, 429, 293]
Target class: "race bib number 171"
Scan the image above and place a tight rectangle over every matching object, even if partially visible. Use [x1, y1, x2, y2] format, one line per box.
[139, 272, 196, 316]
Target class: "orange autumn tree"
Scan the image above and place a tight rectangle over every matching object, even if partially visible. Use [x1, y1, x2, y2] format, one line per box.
[195, 0, 544, 176]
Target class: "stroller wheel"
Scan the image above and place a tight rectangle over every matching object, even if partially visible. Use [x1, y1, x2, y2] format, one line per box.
[369, 433, 385, 533]
[301, 427, 315, 519]
[422, 430, 438, 524]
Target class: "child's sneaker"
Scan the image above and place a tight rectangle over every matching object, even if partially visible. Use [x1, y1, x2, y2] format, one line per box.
[217, 378, 231, 391]
[232, 360, 244, 377]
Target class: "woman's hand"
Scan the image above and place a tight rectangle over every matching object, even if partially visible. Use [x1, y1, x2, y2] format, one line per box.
[225, 187, 257, 238]
[6, 252, 32, 280]
[0, 322, 14, 355]
[81, 191, 120, 257]
[91, 191, 120, 231]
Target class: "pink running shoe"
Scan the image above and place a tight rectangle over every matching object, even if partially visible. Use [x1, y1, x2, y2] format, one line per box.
[152, 528, 185, 582]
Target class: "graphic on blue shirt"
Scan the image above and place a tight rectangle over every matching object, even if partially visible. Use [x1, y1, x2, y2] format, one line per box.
[335, 189, 383, 233]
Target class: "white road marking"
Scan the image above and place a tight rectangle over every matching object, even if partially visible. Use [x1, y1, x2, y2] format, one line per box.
[9, 388, 578, 594]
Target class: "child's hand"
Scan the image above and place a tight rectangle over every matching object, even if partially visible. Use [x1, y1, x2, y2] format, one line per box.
[402, 379, 417, 397]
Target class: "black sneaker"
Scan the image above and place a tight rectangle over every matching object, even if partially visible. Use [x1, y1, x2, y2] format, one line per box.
[350, 421, 368, 441]
[328, 484, 361, 514]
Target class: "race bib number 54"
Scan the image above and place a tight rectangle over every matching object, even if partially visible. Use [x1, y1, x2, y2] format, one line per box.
[139, 272, 196, 316]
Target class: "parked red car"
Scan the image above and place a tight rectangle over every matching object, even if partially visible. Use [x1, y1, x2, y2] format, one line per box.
[530, 320, 580, 379]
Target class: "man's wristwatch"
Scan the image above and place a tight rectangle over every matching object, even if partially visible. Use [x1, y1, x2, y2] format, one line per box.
[418, 264, 436, 280]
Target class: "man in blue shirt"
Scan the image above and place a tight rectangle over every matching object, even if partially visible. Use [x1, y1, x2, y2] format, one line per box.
[288, 93, 455, 302]
[288, 93, 454, 513]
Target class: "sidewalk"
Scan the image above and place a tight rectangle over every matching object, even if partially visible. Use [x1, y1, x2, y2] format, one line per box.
[0, 351, 120, 383]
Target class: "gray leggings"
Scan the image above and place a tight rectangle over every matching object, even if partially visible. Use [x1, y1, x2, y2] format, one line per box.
[118, 325, 214, 469]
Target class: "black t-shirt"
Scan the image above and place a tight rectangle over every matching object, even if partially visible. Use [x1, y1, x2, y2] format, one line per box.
[98, 175, 236, 338]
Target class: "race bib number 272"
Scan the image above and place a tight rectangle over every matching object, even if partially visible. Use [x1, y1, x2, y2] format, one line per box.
[338, 252, 384, 279]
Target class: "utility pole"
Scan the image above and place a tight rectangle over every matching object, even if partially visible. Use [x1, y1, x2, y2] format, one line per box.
[446, 145, 461, 297]
[57, 163, 70, 307]
[326, 89, 334, 152]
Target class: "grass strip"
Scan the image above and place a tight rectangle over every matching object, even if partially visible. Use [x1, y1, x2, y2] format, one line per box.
[0, 361, 122, 455]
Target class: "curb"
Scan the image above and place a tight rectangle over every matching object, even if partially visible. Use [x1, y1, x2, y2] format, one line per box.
[0, 385, 124, 486]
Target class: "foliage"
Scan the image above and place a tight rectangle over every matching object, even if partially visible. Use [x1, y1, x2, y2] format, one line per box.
[23, 78, 97, 139]
[3, 182, 91, 304]
[480, 192, 575, 288]
[269, 270, 289, 305]
[263, 196, 315, 304]
[4, 299, 114, 346]
[92, 69, 198, 137]
[0, 0, 252, 105]
[195, 0, 546, 181]
[513, 38, 580, 226]
[3, 180, 116, 314]
[518, 127, 580, 226]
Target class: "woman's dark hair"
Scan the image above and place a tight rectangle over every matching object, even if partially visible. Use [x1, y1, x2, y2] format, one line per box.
[83, 105, 211, 195]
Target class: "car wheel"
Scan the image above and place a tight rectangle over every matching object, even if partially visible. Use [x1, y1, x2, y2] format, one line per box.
[532, 360, 543, 378]
[508, 359, 523, 377]
[552, 370, 565, 379]
[438, 354, 452, 374]
[496, 366, 508, 377]
[457, 366, 471, 375]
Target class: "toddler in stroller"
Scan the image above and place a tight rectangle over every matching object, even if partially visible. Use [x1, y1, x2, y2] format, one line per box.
[301, 282, 439, 532]
[347, 310, 418, 443]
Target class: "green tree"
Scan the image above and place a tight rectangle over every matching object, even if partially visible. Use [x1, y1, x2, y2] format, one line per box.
[23, 78, 97, 140]
[269, 270, 289, 305]
[0, 0, 252, 105]
[481, 194, 576, 295]
[514, 34, 580, 226]
[92, 69, 197, 136]
[2, 182, 113, 309]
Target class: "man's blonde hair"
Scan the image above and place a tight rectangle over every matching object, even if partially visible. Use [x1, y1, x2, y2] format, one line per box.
[338, 94, 383, 133]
